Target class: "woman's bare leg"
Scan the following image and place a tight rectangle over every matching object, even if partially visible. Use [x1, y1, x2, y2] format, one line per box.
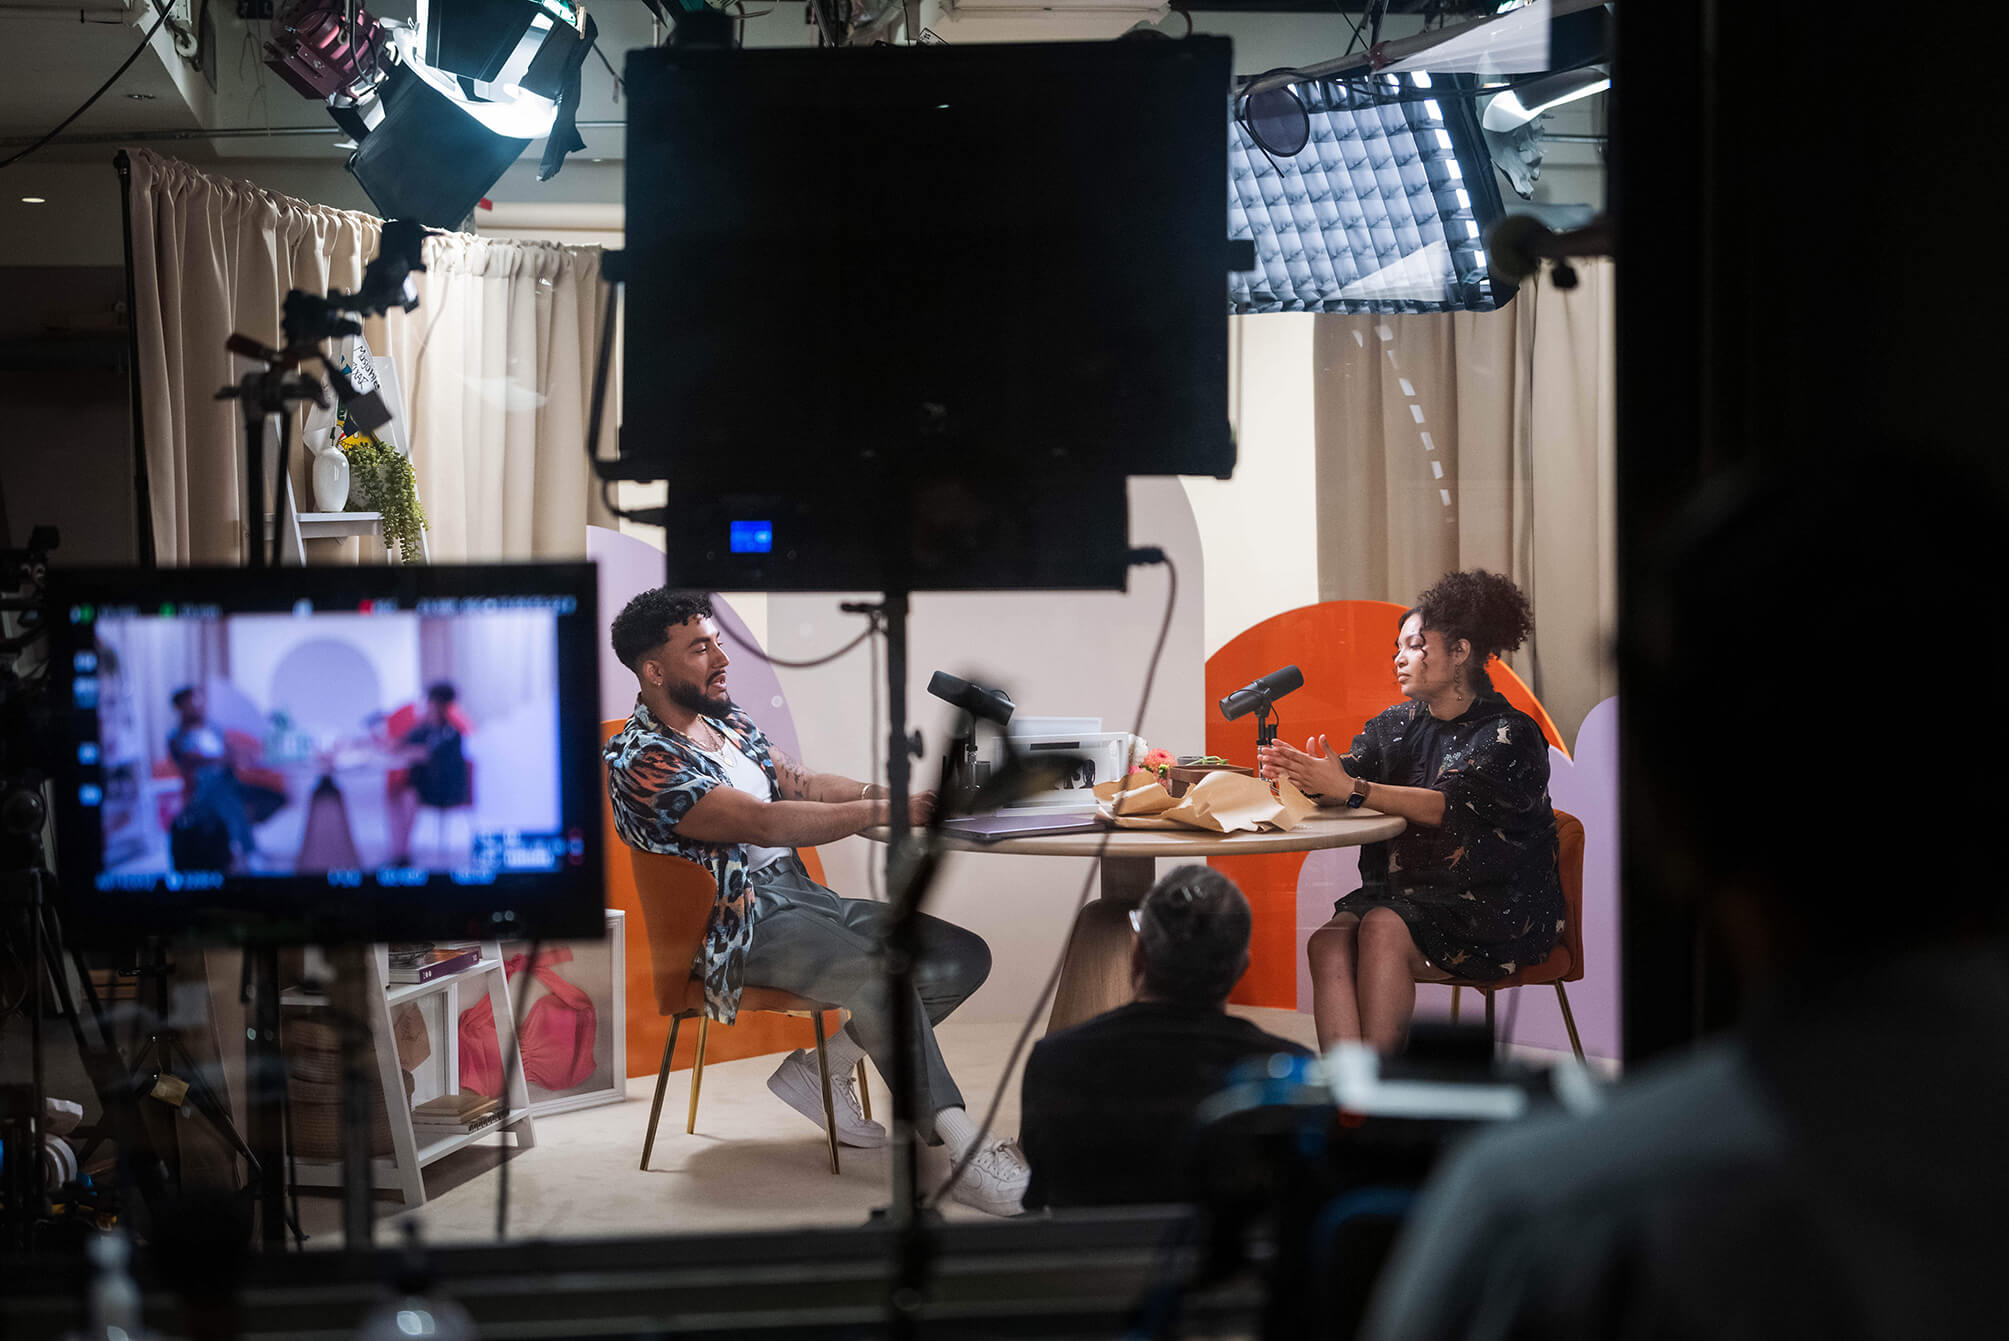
[1305, 912, 1363, 1051]
[1355, 907, 1434, 1055]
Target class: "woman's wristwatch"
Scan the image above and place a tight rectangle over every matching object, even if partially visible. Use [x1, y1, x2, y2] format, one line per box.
[1346, 775, 1371, 809]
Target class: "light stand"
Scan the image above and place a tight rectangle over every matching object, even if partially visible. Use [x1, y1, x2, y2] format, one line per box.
[210, 220, 426, 1251]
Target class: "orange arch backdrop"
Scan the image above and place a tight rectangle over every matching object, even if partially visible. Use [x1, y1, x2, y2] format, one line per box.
[1205, 601, 1566, 1008]
[601, 721, 837, 1078]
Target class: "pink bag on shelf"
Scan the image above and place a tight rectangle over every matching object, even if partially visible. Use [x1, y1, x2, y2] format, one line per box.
[459, 947, 598, 1097]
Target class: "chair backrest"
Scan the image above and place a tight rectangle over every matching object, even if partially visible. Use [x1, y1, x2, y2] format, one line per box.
[1553, 808, 1586, 983]
[629, 848, 718, 1016]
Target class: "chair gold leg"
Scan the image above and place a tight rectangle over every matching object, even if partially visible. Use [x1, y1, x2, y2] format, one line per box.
[812, 1012, 840, 1175]
[855, 1060, 872, 1122]
[641, 1016, 680, 1171]
[1450, 985, 1462, 1022]
[1555, 982, 1586, 1061]
[686, 1017, 710, 1135]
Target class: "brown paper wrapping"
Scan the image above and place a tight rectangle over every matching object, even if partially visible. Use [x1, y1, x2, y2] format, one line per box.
[1096, 771, 1316, 834]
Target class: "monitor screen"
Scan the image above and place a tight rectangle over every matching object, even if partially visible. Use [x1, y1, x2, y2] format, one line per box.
[49, 564, 604, 947]
[616, 39, 1235, 491]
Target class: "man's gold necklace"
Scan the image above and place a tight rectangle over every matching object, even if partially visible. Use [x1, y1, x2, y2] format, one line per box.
[670, 717, 724, 752]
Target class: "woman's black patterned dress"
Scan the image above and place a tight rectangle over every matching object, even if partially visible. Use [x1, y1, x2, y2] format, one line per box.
[1336, 692, 1563, 981]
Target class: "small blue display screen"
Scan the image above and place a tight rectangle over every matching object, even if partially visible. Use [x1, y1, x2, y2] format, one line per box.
[729, 520, 774, 554]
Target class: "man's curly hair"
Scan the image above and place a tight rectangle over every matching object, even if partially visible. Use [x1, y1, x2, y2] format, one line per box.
[1408, 569, 1534, 692]
[610, 588, 716, 670]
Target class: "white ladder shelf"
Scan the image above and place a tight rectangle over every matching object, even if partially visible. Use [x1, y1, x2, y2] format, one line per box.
[282, 941, 535, 1206]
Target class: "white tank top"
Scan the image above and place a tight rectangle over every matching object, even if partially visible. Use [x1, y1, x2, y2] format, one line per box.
[699, 733, 790, 872]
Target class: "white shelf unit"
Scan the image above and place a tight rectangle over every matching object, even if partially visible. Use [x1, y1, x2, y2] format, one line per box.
[283, 941, 535, 1206]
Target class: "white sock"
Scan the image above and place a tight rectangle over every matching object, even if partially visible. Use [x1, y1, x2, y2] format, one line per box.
[934, 1105, 981, 1157]
[818, 1025, 866, 1077]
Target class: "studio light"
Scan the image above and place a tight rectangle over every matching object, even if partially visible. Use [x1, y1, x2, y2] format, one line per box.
[264, 0, 387, 101]
[1480, 67, 1610, 132]
[262, 0, 599, 229]
[1480, 66, 1608, 200]
[1229, 73, 1509, 314]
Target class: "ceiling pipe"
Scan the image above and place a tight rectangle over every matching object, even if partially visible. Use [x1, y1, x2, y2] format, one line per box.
[0, 2, 135, 19]
[1239, 0, 1608, 99]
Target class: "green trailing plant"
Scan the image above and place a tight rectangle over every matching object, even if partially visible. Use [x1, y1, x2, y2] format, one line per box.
[338, 430, 427, 563]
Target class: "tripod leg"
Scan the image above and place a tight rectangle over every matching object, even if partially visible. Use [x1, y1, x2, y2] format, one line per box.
[36, 899, 172, 1233]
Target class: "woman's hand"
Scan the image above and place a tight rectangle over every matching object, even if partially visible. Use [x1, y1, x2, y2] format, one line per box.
[1257, 735, 1352, 797]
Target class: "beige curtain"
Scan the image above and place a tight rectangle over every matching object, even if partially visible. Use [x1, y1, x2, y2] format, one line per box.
[371, 234, 614, 560]
[1314, 261, 1616, 746]
[124, 150, 614, 565]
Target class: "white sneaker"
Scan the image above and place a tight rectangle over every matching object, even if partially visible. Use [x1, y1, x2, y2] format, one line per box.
[946, 1139, 1029, 1218]
[765, 1049, 887, 1149]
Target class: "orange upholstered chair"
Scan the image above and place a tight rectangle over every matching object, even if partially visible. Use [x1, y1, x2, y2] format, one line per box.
[631, 848, 869, 1174]
[1445, 808, 1586, 1059]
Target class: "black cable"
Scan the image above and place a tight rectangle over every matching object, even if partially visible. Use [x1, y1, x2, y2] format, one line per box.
[494, 938, 541, 1241]
[1, 0, 174, 170]
[592, 42, 624, 99]
[580, 269, 641, 524]
[1331, 0, 1369, 57]
[929, 551, 1180, 1209]
[720, 619, 879, 671]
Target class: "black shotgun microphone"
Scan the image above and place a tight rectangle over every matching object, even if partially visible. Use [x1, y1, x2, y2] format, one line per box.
[927, 671, 1015, 726]
[1219, 664, 1304, 722]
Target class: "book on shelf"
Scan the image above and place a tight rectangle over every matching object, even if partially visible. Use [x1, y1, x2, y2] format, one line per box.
[386, 944, 482, 984]
[413, 1110, 505, 1140]
[412, 1092, 499, 1124]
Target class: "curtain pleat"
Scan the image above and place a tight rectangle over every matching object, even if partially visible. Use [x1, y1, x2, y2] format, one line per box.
[1313, 261, 1617, 746]
[124, 149, 613, 565]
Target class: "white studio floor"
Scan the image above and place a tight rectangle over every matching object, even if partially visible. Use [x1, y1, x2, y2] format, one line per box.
[289, 1007, 1597, 1250]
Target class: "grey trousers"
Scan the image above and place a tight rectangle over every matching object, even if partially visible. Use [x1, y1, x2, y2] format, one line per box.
[741, 853, 991, 1143]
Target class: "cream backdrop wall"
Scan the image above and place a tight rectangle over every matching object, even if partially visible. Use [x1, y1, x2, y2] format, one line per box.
[1180, 314, 1323, 659]
[762, 477, 1204, 1027]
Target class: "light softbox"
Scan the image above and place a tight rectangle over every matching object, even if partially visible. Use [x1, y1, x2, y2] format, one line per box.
[347, 62, 529, 229]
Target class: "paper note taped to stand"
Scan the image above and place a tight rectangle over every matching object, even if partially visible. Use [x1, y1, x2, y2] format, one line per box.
[1094, 771, 1315, 833]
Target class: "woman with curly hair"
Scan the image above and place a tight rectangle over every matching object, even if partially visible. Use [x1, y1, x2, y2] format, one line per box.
[1258, 570, 1563, 1053]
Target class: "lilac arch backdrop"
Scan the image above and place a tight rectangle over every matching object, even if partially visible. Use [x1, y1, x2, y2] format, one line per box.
[587, 525, 803, 764]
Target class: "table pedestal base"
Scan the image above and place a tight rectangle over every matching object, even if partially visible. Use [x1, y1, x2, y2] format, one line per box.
[1045, 856, 1154, 1033]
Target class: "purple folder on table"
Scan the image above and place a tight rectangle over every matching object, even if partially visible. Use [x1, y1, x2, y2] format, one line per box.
[940, 813, 1106, 842]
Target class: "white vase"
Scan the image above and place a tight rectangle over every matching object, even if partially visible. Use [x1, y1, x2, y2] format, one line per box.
[311, 444, 351, 513]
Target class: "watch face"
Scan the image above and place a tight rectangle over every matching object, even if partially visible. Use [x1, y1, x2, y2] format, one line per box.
[1346, 791, 1366, 808]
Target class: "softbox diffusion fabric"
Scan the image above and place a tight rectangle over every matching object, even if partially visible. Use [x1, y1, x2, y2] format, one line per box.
[1230, 75, 1511, 314]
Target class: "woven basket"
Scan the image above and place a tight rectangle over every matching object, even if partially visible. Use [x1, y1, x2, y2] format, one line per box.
[283, 1009, 402, 1160]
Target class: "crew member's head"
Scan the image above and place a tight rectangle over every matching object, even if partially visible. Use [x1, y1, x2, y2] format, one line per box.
[171, 685, 205, 725]
[1131, 865, 1253, 1007]
[611, 588, 732, 719]
[1397, 569, 1534, 705]
[424, 681, 457, 724]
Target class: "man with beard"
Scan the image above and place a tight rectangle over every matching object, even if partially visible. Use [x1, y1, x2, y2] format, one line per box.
[604, 588, 1028, 1215]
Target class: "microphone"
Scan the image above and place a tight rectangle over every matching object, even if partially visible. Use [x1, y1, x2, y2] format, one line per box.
[927, 671, 1015, 726]
[1219, 664, 1303, 722]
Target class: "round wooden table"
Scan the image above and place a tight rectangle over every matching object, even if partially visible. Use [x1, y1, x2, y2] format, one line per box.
[871, 811, 1405, 1032]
